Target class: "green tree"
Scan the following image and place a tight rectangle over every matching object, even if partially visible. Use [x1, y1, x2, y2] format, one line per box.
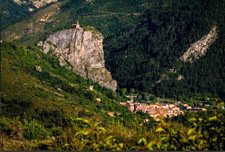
[130, 88, 135, 94]
[121, 88, 127, 96]
[152, 98, 157, 103]
[144, 95, 150, 101]
[23, 119, 49, 141]
[138, 94, 142, 100]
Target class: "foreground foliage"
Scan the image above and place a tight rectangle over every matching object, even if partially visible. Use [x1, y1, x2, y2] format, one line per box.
[1, 101, 224, 150]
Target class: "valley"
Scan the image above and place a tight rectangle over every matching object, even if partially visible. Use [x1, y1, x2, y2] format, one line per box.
[1, 0, 225, 150]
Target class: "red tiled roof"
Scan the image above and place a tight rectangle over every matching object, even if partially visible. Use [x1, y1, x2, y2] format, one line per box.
[120, 102, 127, 106]
[108, 112, 115, 116]
[215, 98, 220, 102]
[134, 102, 140, 105]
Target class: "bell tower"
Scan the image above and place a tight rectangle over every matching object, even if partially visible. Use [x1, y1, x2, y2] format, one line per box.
[76, 20, 80, 28]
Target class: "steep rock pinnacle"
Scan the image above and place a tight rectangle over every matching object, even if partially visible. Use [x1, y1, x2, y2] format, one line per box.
[37, 23, 117, 91]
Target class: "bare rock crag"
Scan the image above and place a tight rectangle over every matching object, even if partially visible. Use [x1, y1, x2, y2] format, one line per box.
[180, 26, 218, 62]
[37, 23, 117, 91]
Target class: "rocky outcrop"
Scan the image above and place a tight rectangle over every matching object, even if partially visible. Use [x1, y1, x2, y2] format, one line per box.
[39, 11, 57, 23]
[177, 75, 184, 80]
[151, 74, 169, 87]
[37, 23, 117, 91]
[13, 0, 57, 10]
[30, 0, 58, 8]
[180, 26, 218, 62]
[13, 0, 23, 5]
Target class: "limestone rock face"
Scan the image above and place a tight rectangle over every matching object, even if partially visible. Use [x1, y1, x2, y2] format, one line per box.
[37, 25, 117, 91]
[180, 27, 218, 62]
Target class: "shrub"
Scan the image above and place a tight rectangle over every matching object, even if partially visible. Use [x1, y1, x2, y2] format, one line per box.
[1, 116, 24, 140]
[23, 119, 49, 141]
[51, 127, 64, 137]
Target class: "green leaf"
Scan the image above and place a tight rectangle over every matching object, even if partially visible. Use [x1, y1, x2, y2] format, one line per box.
[209, 116, 217, 121]
[76, 118, 83, 121]
[156, 127, 165, 132]
[83, 119, 90, 124]
[118, 143, 123, 149]
[188, 128, 195, 135]
[189, 118, 197, 122]
[146, 142, 155, 150]
[105, 136, 114, 141]
[138, 138, 147, 145]
[96, 126, 105, 131]
[93, 122, 100, 128]
[219, 102, 224, 106]
[75, 131, 89, 136]
[161, 137, 169, 141]
[188, 135, 197, 140]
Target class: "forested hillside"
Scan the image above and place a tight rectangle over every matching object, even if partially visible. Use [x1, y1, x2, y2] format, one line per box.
[1, 0, 30, 27]
[2, 0, 225, 99]
[1, 0, 59, 30]
[105, 0, 225, 99]
[1, 41, 145, 128]
[2, 0, 150, 46]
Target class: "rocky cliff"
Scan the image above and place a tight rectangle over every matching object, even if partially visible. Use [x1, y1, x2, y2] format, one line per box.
[37, 23, 117, 91]
[180, 26, 218, 62]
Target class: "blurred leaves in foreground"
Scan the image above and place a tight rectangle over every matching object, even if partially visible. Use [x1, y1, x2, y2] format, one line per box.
[1, 101, 224, 150]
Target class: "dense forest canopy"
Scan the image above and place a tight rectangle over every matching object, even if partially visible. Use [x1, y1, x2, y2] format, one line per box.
[1, 0, 36, 29]
[105, 0, 225, 99]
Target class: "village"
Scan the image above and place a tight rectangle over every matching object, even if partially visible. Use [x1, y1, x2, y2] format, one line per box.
[119, 94, 207, 121]
[87, 85, 209, 122]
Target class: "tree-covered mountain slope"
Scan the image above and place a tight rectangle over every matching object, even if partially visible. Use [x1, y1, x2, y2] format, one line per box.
[0, 41, 139, 128]
[1, 0, 58, 30]
[1, 0, 33, 29]
[2, 0, 151, 46]
[105, 0, 225, 99]
[2, 0, 225, 99]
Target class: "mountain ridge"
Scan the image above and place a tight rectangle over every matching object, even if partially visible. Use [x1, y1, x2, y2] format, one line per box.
[2, 0, 225, 99]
